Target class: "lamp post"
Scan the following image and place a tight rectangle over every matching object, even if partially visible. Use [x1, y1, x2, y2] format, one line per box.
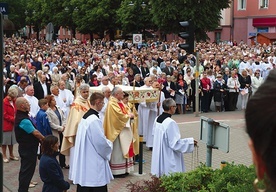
[25, 10, 36, 39]
[129, 1, 149, 42]
[64, 6, 78, 39]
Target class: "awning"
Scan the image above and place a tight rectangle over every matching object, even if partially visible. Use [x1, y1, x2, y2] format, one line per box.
[253, 18, 276, 27]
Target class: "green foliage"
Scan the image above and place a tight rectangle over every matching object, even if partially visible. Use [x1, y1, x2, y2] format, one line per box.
[128, 163, 258, 192]
[9, 0, 230, 40]
[161, 164, 216, 192]
[161, 163, 256, 192]
[116, 0, 157, 35]
[149, 0, 231, 40]
[71, 0, 121, 38]
[2, 0, 26, 30]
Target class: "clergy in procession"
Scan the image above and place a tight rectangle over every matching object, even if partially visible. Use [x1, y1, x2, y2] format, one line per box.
[103, 87, 135, 178]
[61, 84, 91, 180]
[122, 92, 139, 159]
[138, 77, 159, 149]
[58, 80, 74, 119]
[152, 81, 166, 116]
[151, 98, 197, 177]
[72, 92, 113, 192]
[99, 86, 111, 121]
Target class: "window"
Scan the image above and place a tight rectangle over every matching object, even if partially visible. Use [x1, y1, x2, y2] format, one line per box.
[215, 32, 221, 44]
[257, 27, 268, 33]
[238, 0, 246, 10]
[259, 0, 268, 8]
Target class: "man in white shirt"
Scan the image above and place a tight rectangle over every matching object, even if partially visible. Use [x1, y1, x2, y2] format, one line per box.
[24, 85, 40, 118]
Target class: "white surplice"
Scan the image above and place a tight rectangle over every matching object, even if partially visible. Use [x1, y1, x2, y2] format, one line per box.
[71, 113, 113, 187]
[24, 95, 40, 118]
[138, 100, 158, 147]
[151, 116, 194, 177]
[99, 97, 109, 122]
[58, 89, 74, 118]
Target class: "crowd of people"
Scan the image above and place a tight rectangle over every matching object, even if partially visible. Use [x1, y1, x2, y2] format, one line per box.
[2, 36, 276, 191]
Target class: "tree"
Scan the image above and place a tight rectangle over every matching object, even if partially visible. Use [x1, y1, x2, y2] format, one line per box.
[150, 0, 230, 41]
[116, 0, 157, 38]
[2, 0, 27, 32]
[70, 0, 121, 40]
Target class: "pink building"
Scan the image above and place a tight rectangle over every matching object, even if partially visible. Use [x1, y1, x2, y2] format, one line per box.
[208, 0, 276, 45]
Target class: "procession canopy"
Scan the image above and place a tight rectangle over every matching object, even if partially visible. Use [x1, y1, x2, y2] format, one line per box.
[90, 85, 160, 103]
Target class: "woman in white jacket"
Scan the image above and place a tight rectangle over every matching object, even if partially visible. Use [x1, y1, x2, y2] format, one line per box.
[45, 95, 69, 169]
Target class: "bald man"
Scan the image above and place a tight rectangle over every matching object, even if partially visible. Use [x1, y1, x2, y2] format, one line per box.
[14, 97, 44, 192]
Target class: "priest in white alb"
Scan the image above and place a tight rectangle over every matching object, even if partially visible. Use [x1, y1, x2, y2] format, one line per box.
[58, 80, 74, 119]
[151, 98, 197, 177]
[72, 92, 113, 191]
[138, 77, 158, 148]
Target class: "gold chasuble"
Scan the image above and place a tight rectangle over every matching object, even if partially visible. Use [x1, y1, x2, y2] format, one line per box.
[61, 97, 90, 156]
[125, 102, 139, 155]
[104, 96, 134, 158]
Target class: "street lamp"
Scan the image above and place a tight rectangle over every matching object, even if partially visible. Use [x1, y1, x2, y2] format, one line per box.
[25, 10, 36, 39]
[141, 2, 146, 9]
[64, 6, 78, 39]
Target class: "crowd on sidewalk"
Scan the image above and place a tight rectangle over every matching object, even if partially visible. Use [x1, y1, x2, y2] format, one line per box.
[2, 36, 276, 191]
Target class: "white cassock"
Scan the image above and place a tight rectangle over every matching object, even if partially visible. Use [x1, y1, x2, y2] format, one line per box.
[138, 100, 158, 148]
[24, 95, 40, 118]
[71, 110, 113, 187]
[58, 89, 74, 118]
[54, 94, 66, 113]
[99, 97, 109, 122]
[157, 91, 166, 115]
[261, 62, 272, 79]
[151, 114, 194, 177]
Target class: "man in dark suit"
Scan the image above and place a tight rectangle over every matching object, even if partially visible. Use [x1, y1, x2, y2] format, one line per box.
[130, 74, 144, 87]
[162, 75, 176, 99]
[141, 62, 150, 79]
[16, 78, 29, 97]
[34, 74, 50, 100]
[162, 61, 174, 76]
[31, 56, 42, 72]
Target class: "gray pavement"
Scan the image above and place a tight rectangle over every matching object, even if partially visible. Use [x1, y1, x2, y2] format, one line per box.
[3, 109, 251, 192]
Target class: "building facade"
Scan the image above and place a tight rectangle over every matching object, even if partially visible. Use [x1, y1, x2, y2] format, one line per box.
[208, 0, 276, 45]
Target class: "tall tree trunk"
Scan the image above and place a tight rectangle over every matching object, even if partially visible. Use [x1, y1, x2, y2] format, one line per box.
[109, 28, 115, 40]
[72, 27, 76, 39]
[89, 32, 93, 41]
[36, 29, 39, 40]
[54, 25, 60, 40]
